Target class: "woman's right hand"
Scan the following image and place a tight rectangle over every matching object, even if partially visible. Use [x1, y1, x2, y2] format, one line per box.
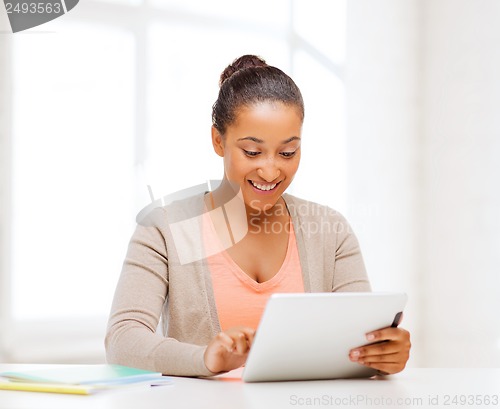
[204, 326, 256, 374]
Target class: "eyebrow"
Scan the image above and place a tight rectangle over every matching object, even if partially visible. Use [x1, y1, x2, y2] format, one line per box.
[237, 136, 301, 144]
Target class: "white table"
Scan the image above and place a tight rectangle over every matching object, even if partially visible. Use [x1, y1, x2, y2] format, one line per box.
[1, 364, 499, 409]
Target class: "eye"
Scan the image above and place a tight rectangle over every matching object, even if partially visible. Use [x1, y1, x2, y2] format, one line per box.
[243, 150, 261, 157]
[280, 151, 297, 158]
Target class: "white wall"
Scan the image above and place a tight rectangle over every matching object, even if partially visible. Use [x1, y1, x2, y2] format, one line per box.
[346, 0, 500, 367]
[0, 11, 13, 362]
[421, 0, 500, 367]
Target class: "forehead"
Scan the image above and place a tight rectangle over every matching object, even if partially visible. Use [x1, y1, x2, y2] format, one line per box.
[228, 102, 303, 140]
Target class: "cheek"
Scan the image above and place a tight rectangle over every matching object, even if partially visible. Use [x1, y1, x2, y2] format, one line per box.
[285, 156, 301, 176]
[224, 151, 248, 176]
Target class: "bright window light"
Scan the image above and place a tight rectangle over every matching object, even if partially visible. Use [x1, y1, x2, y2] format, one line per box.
[11, 22, 136, 320]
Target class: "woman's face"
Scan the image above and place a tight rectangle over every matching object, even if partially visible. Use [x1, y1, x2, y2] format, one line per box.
[212, 101, 303, 212]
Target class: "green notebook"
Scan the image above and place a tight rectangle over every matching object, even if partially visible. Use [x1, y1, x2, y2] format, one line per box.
[0, 364, 170, 395]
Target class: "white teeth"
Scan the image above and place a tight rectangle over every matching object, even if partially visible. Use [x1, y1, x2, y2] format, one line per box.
[251, 181, 277, 191]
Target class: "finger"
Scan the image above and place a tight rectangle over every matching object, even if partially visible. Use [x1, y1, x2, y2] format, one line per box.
[365, 327, 405, 343]
[232, 331, 251, 354]
[350, 341, 401, 358]
[225, 327, 256, 350]
[216, 332, 236, 353]
[239, 327, 256, 347]
[357, 352, 402, 364]
[352, 350, 407, 375]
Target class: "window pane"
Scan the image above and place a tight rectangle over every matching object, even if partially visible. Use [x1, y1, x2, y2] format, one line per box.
[294, 0, 346, 65]
[12, 22, 136, 320]
[290, 49, 347, 212]
[149, 0, 290, 28]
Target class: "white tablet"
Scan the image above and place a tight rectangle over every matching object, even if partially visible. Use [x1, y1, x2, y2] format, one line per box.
[242, 292, 407, 382]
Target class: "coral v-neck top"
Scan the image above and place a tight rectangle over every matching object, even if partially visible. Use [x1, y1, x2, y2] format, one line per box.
[203, 214, 304, 332]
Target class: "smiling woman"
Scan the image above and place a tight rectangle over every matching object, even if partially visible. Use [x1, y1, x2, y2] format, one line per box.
[210, 55, 303, 216]
[105, 55, 411, 377]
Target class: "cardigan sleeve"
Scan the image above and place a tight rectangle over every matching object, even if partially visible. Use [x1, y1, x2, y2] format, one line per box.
[104, 207, 217, 377]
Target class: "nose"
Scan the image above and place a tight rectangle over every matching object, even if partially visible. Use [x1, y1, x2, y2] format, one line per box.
[257, 162, 281, 182]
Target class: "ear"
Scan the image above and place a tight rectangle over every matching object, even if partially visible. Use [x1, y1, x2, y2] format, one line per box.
[211, 126, 225, 157]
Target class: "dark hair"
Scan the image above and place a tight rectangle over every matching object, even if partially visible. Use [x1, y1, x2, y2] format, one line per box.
[212, 55, 304, 135]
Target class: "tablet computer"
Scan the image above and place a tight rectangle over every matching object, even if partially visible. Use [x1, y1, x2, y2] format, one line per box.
[242, 292, 407, 382]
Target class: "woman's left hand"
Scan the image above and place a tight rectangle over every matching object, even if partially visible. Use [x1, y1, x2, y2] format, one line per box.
[349, 327, 411, 375]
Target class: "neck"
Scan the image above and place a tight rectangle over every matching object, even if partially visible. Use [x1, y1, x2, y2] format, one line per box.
[245, 197, 289, 229]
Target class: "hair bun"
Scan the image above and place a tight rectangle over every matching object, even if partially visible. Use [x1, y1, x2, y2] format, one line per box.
[219, 55, 268, 87]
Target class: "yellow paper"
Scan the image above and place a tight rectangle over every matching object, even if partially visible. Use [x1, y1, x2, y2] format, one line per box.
[0, 380, 94, 395]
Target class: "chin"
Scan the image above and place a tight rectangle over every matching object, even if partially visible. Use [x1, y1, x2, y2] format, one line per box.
[244, 197, 281, 215]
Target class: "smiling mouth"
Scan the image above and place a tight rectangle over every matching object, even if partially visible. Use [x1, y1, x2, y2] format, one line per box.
[249, 180, 281, 192]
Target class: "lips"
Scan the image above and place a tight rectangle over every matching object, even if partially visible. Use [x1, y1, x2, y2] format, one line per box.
[249, 180, 280, 192]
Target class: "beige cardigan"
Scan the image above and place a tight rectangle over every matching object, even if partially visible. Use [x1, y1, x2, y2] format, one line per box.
[105, 193, 371, 377]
